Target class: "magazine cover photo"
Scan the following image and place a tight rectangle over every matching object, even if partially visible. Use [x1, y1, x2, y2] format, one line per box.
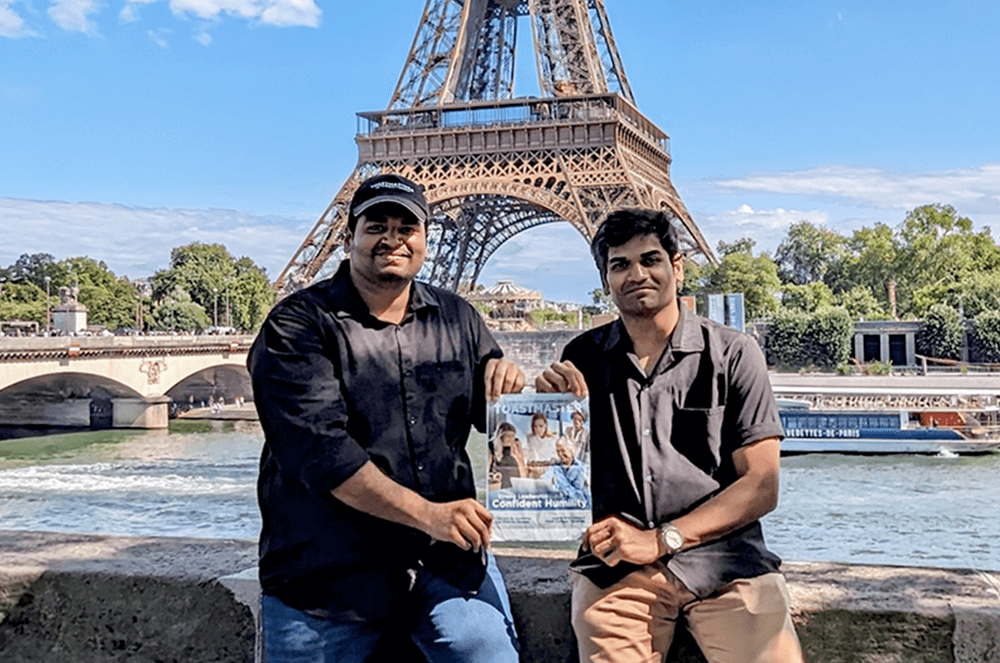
[486, 393, 591, 542]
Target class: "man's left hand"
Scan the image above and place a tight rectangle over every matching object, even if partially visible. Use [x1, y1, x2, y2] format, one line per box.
[583, 515, 661, 567]
[484, 358, 525, 401]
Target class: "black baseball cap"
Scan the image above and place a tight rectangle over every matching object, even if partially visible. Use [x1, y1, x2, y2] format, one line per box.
[350, 173, 429, 225]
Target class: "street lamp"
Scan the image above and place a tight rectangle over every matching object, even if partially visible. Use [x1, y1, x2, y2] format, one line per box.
[213, 287, 219, 328]
[44, 276, 51, 335]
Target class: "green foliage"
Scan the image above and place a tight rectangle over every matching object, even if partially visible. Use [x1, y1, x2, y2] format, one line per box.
[832, 285, 888, 320]
[58, 257, 139, 331]
[780, 281, 833, 313]
[529, 307, 578, 328]
[767, 307, 852, 369]
[700, 239, 780, 319]
[774, 221, 846, 285]
[151, 287, 211, 332]
[804, 307, 853, 368]
[0, 280, 48, 324]
[970, 310, 1000, 363]
[865, 360, 893, 375]
[916, 304, 964, 360]
[590, 288, 618, 314]
[152, 243, 274, 332]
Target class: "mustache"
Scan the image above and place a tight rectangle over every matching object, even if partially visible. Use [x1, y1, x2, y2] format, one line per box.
[373, 245, 412, 257]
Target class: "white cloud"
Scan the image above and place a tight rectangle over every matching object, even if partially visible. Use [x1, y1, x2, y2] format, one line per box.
[260, 0, 318, 27]
[147, 27, 168, 46]
[0, 197, 311, 280]
[166, 0, 321, 26]
[169, 0, 257, 20]
[194, 30, 210, 44]
[48, 0, 100, 32]
[0, 0, 32, 37]
[119, 0, 153, 23]
[693, 205, 830, 256]
[716, 164, 1000, 215]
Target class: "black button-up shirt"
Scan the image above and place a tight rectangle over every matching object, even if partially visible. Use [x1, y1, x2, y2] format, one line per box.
[248, 261, 502, 618]
[563, 307, 784, 597]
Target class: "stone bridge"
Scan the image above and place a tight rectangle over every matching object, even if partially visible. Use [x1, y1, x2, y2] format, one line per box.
[0, 335, 255, 430]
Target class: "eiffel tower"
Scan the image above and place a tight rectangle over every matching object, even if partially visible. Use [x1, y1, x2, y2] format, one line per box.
[275, 0, 715, 296]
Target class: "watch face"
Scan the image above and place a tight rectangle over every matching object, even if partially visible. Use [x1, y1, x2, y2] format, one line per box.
[663, 527, 683, 552]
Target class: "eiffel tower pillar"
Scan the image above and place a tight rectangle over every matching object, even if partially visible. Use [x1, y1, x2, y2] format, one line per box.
[276, 0, 715, 296]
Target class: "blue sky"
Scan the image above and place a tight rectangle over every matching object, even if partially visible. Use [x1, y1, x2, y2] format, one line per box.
[2, 1, 999, 303]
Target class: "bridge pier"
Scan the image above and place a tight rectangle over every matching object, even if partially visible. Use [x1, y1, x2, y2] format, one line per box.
[111, 396, 171, 429]
[0, 397, 92, 428]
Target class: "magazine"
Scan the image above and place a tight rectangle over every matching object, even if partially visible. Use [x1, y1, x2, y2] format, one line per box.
[485, 393, 591, 542]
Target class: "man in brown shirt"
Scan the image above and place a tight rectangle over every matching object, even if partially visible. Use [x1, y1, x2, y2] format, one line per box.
[537, 208, 803, 662]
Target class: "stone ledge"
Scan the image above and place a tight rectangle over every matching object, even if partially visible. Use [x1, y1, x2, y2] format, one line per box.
[1, 531, 999, 663]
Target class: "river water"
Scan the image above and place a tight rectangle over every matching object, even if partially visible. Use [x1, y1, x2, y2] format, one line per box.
[1, 420, 998, 572]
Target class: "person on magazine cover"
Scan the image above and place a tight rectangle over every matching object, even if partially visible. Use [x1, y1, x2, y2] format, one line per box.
[248, 173, 524, 663]
[491, 421, 527, 489]
[536, 208, 804, 662]
[565, 409, 591, 464]
[541, 438, 588, 502]
[525, 411, 560, 471]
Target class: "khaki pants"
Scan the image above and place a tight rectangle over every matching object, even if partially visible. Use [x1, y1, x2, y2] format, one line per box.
[571, 564, 804, 663]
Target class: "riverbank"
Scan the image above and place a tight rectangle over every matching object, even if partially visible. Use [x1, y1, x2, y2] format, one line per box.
[1, 531, 998, 663]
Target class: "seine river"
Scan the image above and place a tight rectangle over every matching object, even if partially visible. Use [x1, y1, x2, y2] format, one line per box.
[1, 420, 998, 572]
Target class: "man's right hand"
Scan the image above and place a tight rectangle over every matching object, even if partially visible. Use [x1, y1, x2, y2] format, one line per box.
[422, 498, 493, 552]
[535, 360, 588, 397]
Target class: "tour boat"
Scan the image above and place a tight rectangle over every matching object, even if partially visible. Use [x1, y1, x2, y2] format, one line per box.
[774, 387, 1000, 455]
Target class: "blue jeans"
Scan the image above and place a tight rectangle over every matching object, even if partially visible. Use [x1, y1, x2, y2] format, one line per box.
[261, 551, 519, 663]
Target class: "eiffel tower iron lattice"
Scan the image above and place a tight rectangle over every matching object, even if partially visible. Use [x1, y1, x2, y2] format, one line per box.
[275, 0, 716, 296]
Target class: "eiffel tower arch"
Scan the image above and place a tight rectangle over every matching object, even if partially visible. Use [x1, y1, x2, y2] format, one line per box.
[275, 0, 716, 296]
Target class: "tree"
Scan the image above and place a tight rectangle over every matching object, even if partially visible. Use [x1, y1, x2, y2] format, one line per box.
[774, 221, 846, 286]
[766, 307, 852, 369]
[0, 280, 46, 324]
[5, 253, 61, 289]
[833, 223, 898, 312]
[833, 285, 888, 320]
[971, 311, 1000, 364]
[56, 257, 139, 331]
[152, 243, 274, 332]
[780, 282, 833, 314]
[590, 288, 617, 314]
[701, 239, 780, 319]
[916, 304, 964, 360]
[151, 287, 211, 332]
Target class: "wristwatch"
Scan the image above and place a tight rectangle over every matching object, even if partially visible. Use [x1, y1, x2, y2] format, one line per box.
[657, 523, 684, 555]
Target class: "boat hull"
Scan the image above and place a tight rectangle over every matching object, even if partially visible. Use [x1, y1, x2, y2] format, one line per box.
[781, 437, 1000, 455]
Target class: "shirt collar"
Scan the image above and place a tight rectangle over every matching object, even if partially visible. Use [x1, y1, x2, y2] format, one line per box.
[326, 259, 439, 320]
[601, 303, 705, 354]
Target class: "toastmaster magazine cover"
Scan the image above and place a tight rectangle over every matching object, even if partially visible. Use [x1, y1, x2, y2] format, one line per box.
[486, 393, 591, 542]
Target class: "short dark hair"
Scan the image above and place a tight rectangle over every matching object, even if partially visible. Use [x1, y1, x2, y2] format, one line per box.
[590, 208, 682, 280]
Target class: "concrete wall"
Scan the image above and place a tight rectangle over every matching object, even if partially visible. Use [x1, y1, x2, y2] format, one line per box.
[2, 532, 999, 663]
[494, 330, 578, 383]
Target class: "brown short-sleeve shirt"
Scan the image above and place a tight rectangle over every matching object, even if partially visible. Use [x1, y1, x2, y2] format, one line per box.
[563, 307, 784, 597]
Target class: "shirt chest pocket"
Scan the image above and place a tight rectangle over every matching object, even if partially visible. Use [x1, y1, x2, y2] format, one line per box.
[669, 406, 725, 475]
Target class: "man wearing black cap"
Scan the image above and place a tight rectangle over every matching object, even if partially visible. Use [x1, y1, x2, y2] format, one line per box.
[249, 173, 525, 662]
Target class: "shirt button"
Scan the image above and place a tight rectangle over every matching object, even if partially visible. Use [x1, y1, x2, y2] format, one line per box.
[409, 417, 417, 425]
[643, 429, 651, 436]
[648, 521, 655, 529]
[417, 463, 424, 471]
[646, 473, 654, 482]
[404, 369, 413, 377]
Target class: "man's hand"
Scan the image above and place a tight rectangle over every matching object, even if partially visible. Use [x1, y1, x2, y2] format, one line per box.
[583, 515, 661, 567]
[535, 360, 588, 397]
[422, 498, 494, 552]
[333, 462, 494, 553]
[485, 358, 526, 401]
